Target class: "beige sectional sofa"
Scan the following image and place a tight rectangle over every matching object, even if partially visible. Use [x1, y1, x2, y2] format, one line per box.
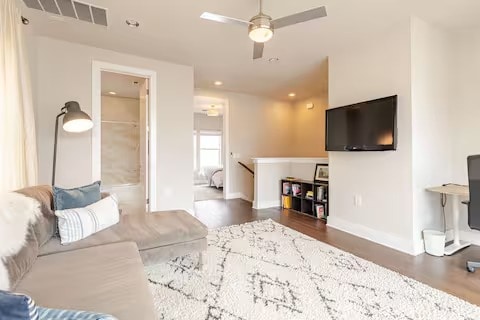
[6, 185, 208, 319]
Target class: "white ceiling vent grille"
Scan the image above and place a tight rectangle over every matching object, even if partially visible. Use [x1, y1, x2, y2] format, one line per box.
[23, 0, 108, 26]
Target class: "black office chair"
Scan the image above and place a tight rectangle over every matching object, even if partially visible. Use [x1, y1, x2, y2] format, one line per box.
[466, 155, 480, 273]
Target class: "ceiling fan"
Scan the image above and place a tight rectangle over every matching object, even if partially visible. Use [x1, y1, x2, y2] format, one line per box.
[200, 0, 327, 60]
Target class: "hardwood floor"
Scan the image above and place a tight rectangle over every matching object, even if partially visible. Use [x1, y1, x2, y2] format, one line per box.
[194, 198, 480, 306]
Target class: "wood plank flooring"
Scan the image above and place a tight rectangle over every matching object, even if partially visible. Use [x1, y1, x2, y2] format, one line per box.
[194, 199, 480, 306]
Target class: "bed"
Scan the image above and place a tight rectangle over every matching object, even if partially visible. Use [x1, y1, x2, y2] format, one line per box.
[210, 169, 224, 189]
[203, 166, 223, 189]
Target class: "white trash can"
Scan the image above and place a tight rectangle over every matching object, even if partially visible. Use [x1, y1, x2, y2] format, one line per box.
[423, 229, 446, 257]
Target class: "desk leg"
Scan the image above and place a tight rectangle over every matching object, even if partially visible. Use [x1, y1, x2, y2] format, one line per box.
[444, 194, 471, 255]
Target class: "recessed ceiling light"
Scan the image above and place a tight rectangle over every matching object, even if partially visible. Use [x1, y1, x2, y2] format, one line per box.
[214, 81, 223, 86]
[108, 91, 117, 95]
[288, 93, 296, 97]
[268, 58, 279, 63]
[126, 19, 140, 27]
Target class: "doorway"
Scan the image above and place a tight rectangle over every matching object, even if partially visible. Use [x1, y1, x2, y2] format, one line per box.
[92, 62, 157, 213]
[99, 72, 147, 214]
[193, 96, 228, 201]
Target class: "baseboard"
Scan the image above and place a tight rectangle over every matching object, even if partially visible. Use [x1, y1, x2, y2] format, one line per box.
[226, 192, 243, 200]
[253, 200, 281, 210]
[226, 192, 252, 203]
[328, 216, 419, 256]
[460, 229, 480, 246]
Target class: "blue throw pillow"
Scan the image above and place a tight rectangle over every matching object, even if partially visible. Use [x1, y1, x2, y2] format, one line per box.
[0, 290, 37, 320]
[53, 181, 101, 210]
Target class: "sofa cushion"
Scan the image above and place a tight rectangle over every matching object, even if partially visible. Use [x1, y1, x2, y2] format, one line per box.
[39, 210, 208, 256]
[56, 195, 120, 244]
[53, 181, 101, 211]
[15, 242, 156, 320]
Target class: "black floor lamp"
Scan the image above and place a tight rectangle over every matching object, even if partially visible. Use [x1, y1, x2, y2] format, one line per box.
[52, 101, 93, 185]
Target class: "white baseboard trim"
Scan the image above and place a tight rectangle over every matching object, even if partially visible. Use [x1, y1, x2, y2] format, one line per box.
[253, 200, 281, 210]
[225, 192, 242, 200]
[226, 192, 252, 203]
[460, 229, 480, 246]
[328, 216, 419, 256]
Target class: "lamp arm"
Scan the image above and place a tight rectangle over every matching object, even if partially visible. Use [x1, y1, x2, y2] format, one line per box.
[52, 111, 66, 186]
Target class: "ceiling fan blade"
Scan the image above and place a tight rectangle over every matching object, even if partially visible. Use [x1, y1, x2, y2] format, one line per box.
[200, 12, 252, 27]
[272, 6, 327, 29]
[253, 42, 264, 60]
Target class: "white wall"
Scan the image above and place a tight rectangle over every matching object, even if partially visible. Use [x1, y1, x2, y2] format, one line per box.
[195, 89, 293, 200]
[410, 17, 453, 252]
[327, 20, 416, 254]
[450, 31, 480, 243]
[31, 36, 194, 212]
[291, 96, 329, 158]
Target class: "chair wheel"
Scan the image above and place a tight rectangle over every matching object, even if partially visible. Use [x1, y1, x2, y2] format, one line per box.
[467, 266, 476, 273]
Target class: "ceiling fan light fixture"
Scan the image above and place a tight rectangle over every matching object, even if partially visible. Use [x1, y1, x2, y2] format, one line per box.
[248, 15, 273, 43]
[249, 27, 273, 43]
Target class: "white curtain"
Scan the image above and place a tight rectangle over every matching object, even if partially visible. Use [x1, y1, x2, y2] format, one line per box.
[0, 0, 38, 192]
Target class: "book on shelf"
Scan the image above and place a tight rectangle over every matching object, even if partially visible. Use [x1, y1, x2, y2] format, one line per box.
[282, 195, 292, 209]
[316, 186, 325, 201]
[292, 184, 301, 196]
[282, 182, 291, 195]
[315, 204, 325, 218]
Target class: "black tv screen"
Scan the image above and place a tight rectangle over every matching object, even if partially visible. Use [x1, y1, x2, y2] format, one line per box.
[326, 95, 397, 151]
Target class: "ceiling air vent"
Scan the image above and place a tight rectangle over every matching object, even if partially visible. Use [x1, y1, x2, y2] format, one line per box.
[22, 0, 108, 26]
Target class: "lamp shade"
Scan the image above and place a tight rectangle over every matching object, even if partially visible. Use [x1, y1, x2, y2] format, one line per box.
[62, 101, 93, 133]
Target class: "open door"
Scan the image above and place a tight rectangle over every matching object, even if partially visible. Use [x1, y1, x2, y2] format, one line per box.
[140, 79, 150, 212]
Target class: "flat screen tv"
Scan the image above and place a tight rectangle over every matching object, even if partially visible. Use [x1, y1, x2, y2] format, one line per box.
[326, 95, 397, 151]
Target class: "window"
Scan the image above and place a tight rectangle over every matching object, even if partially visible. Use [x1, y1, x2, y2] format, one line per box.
[194, 130, 222, 169]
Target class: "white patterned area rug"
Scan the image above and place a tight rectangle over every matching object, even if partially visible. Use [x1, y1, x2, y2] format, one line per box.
[145, 219, 480, 320]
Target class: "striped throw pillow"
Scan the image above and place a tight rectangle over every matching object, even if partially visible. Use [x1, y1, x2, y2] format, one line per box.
[37, 307, 117, 320]
[0, 290, 38, 319]
[55, 195, 120, 245]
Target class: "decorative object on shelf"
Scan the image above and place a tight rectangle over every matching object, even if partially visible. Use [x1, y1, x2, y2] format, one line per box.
[282, 195, 291, 209]
[315, 204, 325, 218]
[292, 184, 301, 196]
[282, 182, 291, 195]
[52, 101, 93, 185]
[314, 163, 329, 183]
[316, 186, 325, 201]
[305, 191, 314, 199]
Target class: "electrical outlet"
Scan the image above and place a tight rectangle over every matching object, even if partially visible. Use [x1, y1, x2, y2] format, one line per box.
[354, 195, 362, 207]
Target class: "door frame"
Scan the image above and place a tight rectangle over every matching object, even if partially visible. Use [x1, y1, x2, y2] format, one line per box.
[194, 95, 230, 199]
[91, 61, 158, 211]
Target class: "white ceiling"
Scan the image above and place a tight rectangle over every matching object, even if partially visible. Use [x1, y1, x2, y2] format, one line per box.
[22, 0, 480, 101]
[101, 71, 145, 98]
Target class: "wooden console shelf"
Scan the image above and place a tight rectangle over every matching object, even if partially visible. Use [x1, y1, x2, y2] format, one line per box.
[281, 178, 329, 221]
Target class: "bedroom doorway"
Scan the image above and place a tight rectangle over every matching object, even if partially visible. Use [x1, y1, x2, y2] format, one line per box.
[193, 96, 227, 201]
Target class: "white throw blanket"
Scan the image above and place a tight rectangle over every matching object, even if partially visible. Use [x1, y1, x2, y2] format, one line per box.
[0, 192, 41, 290]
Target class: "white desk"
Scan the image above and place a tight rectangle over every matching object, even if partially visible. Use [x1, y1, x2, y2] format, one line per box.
[426, 184, 470, 255]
